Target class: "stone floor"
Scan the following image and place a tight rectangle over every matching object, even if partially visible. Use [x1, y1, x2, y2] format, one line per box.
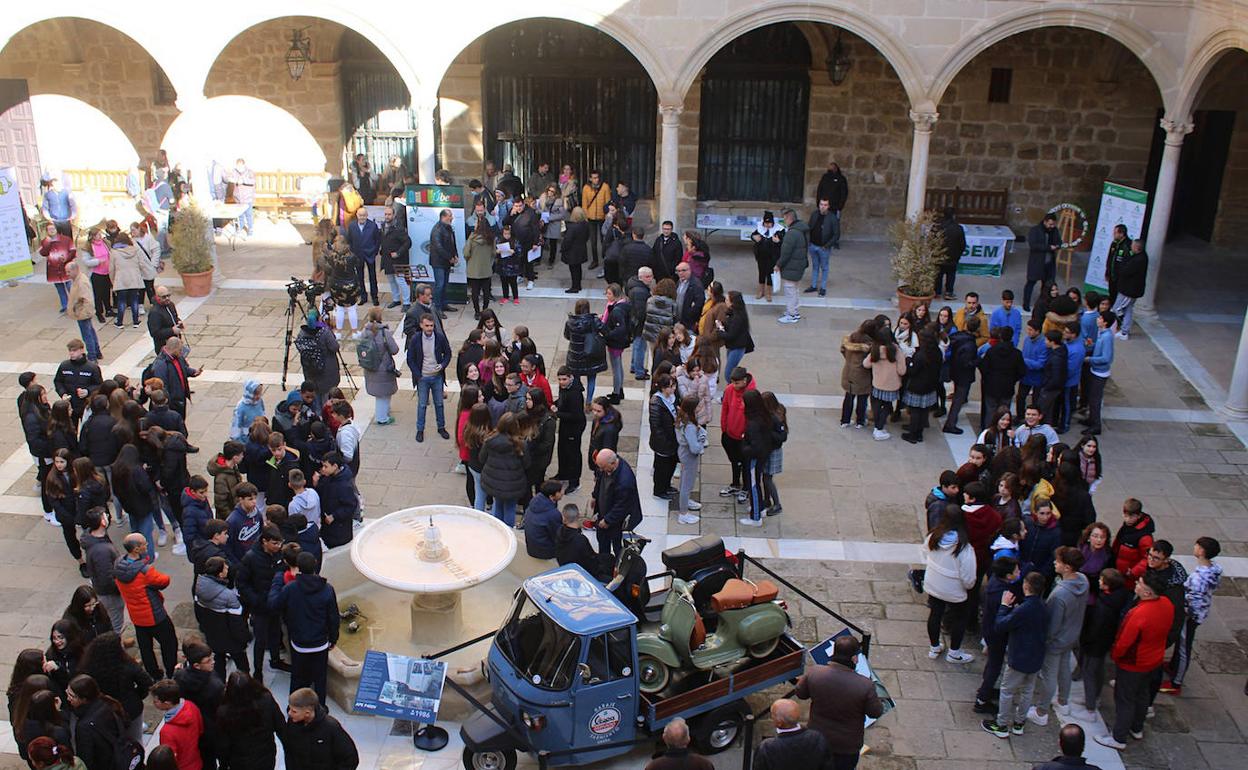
[0, 218, 1244, 769]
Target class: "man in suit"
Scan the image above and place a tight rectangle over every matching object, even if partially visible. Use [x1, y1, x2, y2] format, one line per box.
[795, 635, 883, 770]
[674, 261, 705, 331]
[753, 698, 832, 770]
[347, 207, 381, 306]
[591, 449, 640, 560]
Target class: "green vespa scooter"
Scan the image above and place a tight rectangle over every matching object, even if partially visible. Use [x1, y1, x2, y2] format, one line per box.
[635, 576, 789, 693]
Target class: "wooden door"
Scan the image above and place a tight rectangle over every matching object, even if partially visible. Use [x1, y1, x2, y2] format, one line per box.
[0, 79, 43, 203]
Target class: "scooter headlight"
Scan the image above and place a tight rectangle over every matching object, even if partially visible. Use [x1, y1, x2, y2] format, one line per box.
[521, 711, 547, 731]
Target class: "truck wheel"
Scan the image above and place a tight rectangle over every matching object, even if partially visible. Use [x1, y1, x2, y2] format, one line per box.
[637, 654, 670, 694]
[462, 748, 517, 770]
[692, 703, 747, 754]
[747, 637, 779, 658]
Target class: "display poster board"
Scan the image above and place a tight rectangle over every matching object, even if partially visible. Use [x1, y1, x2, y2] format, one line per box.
[956, 225, 1016, 277]
[0, 167, 35, 282]
[810, 631, 897, 727]
[353, 649, 448, 723]
[405, 185, 466, 284]
[1084, 181, 1148, 293]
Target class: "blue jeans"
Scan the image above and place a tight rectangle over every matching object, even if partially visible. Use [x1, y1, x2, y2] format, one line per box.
[808, 245, 831, 290]
[130, 512, 156, 559]
[630, 336, 647, 375]
[77, 319, 101, 360]
[375, 395, 392, 423]
[1059, 386, 1075, 433]
[469, 467, 486, 511]
[725, 347, 746, 378]
[609, 352, 624, 395]
[492, 498, 517, 526]
[115, 289, 141, 326]
[416, 374, 445, 432]
[387, 273, 410, 305]
[54, 281, 69, 311]
[576, 374, 597, 402]
[237, 204, 254, 233]
[433, 266, 449, 311]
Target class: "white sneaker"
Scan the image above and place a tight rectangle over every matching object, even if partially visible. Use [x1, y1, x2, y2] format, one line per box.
[1115, 331, 1129, 341]
[1055, 702, 1072, 717]
[157, 529, 168, 547]
[945, 649, 974, 664]
[872, 429, 890, 441]
[43, 512, 59, 527]
[526, 280, 535, 290]
[1026, 706, 1049, 726]
[172, 542, 186, 556]
[777, 314, 799, 324]
[738, 516, 764, 527]
[927, 643, 945, 659]
[1095, 735, 1126, 750]
[677, 513, 700, 525]
[1145, 706, 1155, 719]
[687, 500, 702, 511]
[1130, 729, 1144, 740]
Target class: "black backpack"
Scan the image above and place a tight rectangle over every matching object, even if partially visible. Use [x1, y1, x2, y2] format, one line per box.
[295, 331, 326, 376]
[94, 711, 145, 770]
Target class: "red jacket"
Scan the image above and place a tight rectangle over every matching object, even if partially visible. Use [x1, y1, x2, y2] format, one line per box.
[159, 699, 204, 770]
[1111, 513, 1155, 588]
[521, 371, 553, 409]
[963, 503, 1003, 570]
[114, 556, 171, 627]
[719, 376, 757, 440]
[1111, 595, 1174, 672]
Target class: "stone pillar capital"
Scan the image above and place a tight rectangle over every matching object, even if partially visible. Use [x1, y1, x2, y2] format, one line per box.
[659, 104, 683, 124]
[1160, 117, 1193, 145]
[909, 110, 939, 133]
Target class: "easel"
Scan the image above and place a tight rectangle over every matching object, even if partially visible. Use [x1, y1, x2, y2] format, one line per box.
[1055, 207, 1078, 286]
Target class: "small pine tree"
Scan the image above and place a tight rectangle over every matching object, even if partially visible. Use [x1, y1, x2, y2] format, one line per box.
[889, 211, 945, 296]
[168, 204, 214, 274]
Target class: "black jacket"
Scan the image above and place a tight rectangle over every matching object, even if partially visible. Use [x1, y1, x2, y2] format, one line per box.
[1115, 249, 1148, 299]
[269, 572, 340, 650]
[816, 171, 849, 210]
[151, 351, 194, 407]
[147, 302, 182, 351]
[589, 412, 621, 462]
[173, 663, 224, 753]
[81, 530, 121, 596]
[503, 206, 541, 251]
[522, 494, 562, 559]
[652, 234, 682, 280]
[237, 540, 284, 614]
[563, 313, 606, 376]
[21, 408, 51, 458]
[675, 276, 705, 329]
[76, 479, 111, 528]
[625, 277, 651, 330]
[264, 450, 301, 510]
[1054, 482, 1096, 547]
[555, 525, 609, 581]
[620, 240, 655, 280]
[594, 458, 641, 530]
[561, 220, 590, 265]
[742, 418, 775, 461]
[217, 692, 286, 770]
[721, 308, 754, 353]
[1026, 223, 1061, 282]
[905, 347, 942, 396]
[73, 698, 127, 770]
[378, 220, 411, 272]
[113, 463, 159, 519]
[280, 706, 359, 770]
[429, 220, 458, 268]
[1081, 586, 1131, 657]
[978, 341, 1025, 398]
[648, 395, 678, 457]
[85, 659, 151, 721]
[526, 413, 556, 484]
[602, 301, 632, 350]
[142, 403, 187, 435]
[79, 412, 120, 467]
[1041, 344, 1068, 392]
[947, 330, 979, 387]
[480, 434, 530, 501]
[942, 219, 967, 264]
[316, 467, 359, 548]
[1032, 757, 1104, 770]
[753, 726, 832, 770]
[53, 357, 102, 417]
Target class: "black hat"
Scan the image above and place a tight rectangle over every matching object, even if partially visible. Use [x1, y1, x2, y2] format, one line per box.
[762, 210, 774, 223]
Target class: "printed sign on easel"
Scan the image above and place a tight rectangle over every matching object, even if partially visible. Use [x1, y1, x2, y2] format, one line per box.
[1084, 182, 1148, 293]
[0, 167, 35, 282]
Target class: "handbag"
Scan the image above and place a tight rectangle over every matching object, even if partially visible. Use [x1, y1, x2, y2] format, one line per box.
[770, 270, 782, 293]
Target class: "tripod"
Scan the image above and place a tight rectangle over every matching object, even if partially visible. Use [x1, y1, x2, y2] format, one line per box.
[281, 290, 358, 392]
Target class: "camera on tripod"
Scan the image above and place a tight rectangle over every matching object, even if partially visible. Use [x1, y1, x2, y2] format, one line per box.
[286, 277, 325, 304]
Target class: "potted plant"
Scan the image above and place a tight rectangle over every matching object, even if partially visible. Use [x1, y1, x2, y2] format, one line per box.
[168, 203, 215, 297]
[888, 211, 944, 314]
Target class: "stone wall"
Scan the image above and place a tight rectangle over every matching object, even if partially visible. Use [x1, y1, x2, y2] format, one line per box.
[0, 19, 179, 162]
[203, 18, 347, 173]
[1200, 52, 1248, 248]
[929, 27, 1162, 233]
[437, 42, 484, 181]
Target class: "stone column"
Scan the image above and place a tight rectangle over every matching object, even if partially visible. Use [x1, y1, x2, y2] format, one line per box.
[1138, 118, 1193, 313]
[1228, 303, 1248, 419]
[904, 111, 939, 221]
[416, 102, 438, 184]
[658, 104, 683, 226]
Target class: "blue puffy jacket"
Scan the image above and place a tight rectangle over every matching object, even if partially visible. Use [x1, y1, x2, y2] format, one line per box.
[180, 490, 212, 562]
[522, 494, 562, 560]
[316, 467, 359, 549]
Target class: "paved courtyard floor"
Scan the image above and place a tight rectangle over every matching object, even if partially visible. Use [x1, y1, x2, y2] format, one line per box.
[0, 220, 1244, 769]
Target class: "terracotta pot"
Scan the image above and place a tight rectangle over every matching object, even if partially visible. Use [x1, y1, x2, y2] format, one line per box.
[897, 287, 934, 316]
[178, 269, 214, 298]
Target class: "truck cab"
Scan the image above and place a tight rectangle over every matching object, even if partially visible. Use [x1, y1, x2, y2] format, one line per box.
[462, 565, 641, 769]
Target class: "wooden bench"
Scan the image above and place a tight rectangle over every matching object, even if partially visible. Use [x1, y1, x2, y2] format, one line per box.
[65, 169, 131, 204]
[924, 187, 1009, 225]
[252, 170, 327, 222]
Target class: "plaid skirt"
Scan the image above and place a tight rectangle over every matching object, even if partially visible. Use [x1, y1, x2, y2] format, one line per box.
[902, 390, 938, 408]
[871, 387, 899, 402]
[765, 447, 783, 475]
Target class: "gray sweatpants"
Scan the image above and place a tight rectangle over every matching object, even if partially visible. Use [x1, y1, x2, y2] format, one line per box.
[678, 454, 701, 513]
[99, 593, 127, 634]
[997, 665, 1038, 726]
[1033, 646, 1075, 712]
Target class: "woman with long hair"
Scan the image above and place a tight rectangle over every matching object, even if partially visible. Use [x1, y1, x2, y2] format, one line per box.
[1052, 461, 1096, 547]
[108, 445, 158, 557]
[523, 389, 556, 498]
[476, 308, 509, 349]
[20, 385, 56, 523]
[456, 329, 485, 385]
[46, 400, 77, 457]
[466, 217, 497, 318]
[62, 586, 111, 645]
[923, 505, 977, 664]
[64, 674, 129, 769]
[994, 471, 1023, 521]
[1076, 435, 1103, 493]
[588, 396, 622, 473]
[77, 633, 151, 744]
[71, 458, 109, 530]
[651, 326, 683, 381]
[862, 328, 907, 440]
[455, 386, 483, 500]
[44, 620, 84, 694]
[461, 402, 492, 511]
[563, 298, 605, 402]
[483, 358, 509, 408]
[978, 406, 1014, 456]
[933, 305, 956, 417]
[673, 394, 708, 525]
[1078, 522, 1113, 602]
[214, 671, 285, 770]
[44, 450, 84, 572]
[738, 390, 775, 527]
[145, 424, 195, 551]
[839, 319, 876, 428]
[681, 231, 711, 282]
[360, 306, 400, 426]
[310, 218, 336, 281]
[759, 392, 788, 515]
[25, 735, 81, 770]
[7, 652, 52, 720]
[719, 291, 754, 378]
[561, 206, 590, 292]
[15, 689, 70, 765]
[553, 366, 588, 493]
[901, 329, 942, 443]
[479, 412, 529, 527]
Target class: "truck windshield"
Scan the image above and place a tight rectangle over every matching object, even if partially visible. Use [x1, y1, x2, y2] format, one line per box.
[496, 592, 580, 690]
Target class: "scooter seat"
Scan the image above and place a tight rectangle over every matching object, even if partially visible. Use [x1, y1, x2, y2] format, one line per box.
[662, 535, 726, 574]
[710, 578, 781, 612]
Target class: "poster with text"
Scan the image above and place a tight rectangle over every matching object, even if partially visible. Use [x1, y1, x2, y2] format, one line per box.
[0, 167, 34, 282]
[405, 185, 466, 284]
[1084, 181, 1148, 293]
[352, 649, 448, 724]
